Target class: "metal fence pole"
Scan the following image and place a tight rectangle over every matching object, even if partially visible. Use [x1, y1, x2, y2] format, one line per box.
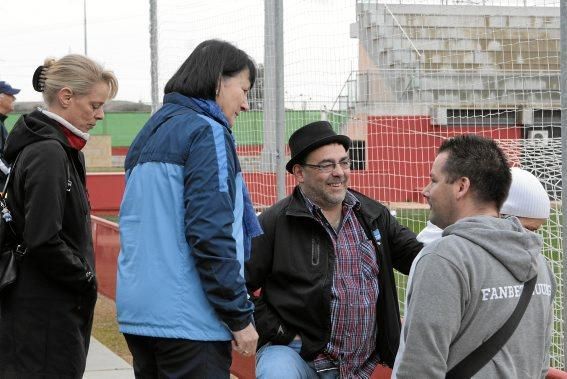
[263, 0, 286, 200]
[149, 0, 159, 114]
[561, 0, 567, 368]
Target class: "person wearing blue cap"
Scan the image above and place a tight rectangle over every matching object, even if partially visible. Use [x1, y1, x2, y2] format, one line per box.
[0, 81, 20, 188]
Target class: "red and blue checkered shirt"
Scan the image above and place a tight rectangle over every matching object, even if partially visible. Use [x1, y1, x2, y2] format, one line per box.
[301, 189, 381, 378]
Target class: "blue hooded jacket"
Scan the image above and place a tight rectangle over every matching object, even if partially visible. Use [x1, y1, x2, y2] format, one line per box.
[117, 92, 260, 340]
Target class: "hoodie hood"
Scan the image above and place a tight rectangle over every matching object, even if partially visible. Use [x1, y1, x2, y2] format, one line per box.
[444, 215, 541, 282]
[4, 109, 71, 162]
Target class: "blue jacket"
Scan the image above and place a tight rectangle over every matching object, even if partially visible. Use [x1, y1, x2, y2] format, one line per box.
[117, 93, 255, 340]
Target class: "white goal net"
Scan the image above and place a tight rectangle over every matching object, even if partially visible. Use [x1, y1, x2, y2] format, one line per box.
[156, 0, 563, 368]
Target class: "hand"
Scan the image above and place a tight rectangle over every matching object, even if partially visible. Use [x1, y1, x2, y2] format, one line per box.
[84, 271, 98, 297]
[231, 322, 258, 357]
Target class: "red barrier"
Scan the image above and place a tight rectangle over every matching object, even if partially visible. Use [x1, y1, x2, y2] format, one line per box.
[91, 215, 120, 300]
[548, 368, 567, 379]
[86, 173, 125, 215]
[230, 353, 255, 379]
[371, 366, 392, 378]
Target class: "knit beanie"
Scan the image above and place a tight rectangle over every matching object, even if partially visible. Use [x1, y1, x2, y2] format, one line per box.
[500, 167, 550, 219]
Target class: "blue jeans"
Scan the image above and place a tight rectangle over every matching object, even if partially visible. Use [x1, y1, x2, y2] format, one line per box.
[256, 339, 339, 379]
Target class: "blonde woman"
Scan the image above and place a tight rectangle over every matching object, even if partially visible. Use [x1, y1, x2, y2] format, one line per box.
[0, 54, 117, 377]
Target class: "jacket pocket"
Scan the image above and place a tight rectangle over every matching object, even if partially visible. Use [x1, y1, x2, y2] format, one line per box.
[73, 253, 97, 296]
[253, 294, 297, 348]
[311, 236, 320, 266]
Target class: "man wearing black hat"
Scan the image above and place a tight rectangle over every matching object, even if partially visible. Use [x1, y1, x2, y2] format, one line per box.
[0, 81, 20, 188]
[246, 121, 422, 378]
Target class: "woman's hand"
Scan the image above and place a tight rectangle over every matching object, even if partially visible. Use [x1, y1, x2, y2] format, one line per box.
[231, 322, 259, 357]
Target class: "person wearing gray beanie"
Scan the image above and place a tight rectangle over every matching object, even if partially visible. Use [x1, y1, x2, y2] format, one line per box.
[500, 167, 551, 231]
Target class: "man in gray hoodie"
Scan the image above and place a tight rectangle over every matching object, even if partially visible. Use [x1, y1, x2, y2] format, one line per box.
[393, 135, 555, 378]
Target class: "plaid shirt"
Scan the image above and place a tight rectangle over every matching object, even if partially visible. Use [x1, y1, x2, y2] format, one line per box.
[301, 189, 381, 378]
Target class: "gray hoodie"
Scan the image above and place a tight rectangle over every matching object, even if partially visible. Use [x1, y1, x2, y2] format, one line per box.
[393, 215, 555, 378]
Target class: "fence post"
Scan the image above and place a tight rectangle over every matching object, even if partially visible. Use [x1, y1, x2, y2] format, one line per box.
[263, 0, 286, 200]
[149, 0, 159, 114]
[561, 0, 567, 369]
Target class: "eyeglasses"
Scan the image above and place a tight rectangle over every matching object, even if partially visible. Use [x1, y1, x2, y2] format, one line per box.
[302, 159, 351, 173]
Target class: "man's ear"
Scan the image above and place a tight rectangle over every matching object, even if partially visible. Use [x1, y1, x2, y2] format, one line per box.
[455, 176, 471, 200]
[57, 87, 73, 108]
[293, 164, 305, 183]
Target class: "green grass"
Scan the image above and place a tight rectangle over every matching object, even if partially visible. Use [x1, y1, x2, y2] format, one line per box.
[98, 215, 119, 223]
[391, 208, 429, 315]
[6, 110, 348, 147]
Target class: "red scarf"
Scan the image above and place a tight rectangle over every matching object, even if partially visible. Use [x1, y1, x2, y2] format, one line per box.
[60, 126, 87, 150]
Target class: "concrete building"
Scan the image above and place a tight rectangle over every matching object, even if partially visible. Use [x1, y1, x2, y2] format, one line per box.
[340, 2, 560, 202]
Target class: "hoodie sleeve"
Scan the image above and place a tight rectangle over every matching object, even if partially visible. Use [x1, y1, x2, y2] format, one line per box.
[183, 122, 253, 332]
[19, 143, 94, 293]
[394, 253, 467, 378]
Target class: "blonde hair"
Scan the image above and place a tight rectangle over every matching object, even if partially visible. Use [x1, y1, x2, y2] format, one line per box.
[38, 54, 118, 105]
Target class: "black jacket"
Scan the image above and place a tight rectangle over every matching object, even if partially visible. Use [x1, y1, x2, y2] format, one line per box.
[0, 110, 96, 377]
[0, 113, 9, 188]
[246, 186, 422, 367]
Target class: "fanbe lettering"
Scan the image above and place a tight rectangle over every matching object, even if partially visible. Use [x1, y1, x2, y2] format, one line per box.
[481, 283, 552, 301]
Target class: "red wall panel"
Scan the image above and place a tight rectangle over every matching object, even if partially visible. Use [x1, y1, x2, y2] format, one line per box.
[91, 216, 120, 300]
[86, 173, 125, 215]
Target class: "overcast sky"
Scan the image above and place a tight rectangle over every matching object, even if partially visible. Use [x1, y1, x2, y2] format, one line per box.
[0, 0, 358, 106]
[3, 0, 550, 105]
[1, 0, 151, 102]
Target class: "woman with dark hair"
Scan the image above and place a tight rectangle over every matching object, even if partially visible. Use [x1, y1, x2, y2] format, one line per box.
[117, 39, 262, 377]
[0, 54, 118, 377]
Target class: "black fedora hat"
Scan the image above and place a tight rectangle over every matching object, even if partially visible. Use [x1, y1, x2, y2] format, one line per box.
[286, 121, 351, 173]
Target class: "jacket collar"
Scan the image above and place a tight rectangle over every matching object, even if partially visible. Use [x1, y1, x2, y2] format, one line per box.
[286, 185, 382, 222]
[286, 186, 316, 218]
[163, 92, 230, 131]
[298, 186, 359, 216]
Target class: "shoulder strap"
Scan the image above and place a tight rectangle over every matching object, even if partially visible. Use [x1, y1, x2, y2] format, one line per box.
[0, 151, 24, 199]
[0, 150, 25, 253]
[446, 275, 538, 379]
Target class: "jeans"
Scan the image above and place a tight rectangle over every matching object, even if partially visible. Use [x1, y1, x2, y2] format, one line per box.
[256, 339, 339, 379]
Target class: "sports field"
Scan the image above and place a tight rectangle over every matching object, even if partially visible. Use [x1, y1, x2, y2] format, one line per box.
[6, 110, 347, 147]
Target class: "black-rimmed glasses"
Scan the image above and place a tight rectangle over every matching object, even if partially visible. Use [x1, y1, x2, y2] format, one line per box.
[302, 159, 351, 173]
